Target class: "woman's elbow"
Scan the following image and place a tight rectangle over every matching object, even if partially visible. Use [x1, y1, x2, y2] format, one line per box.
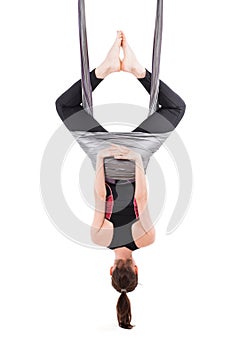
[90, 228, 99, 245]
[151, 227, 156, 243]
[148, 226, 156, 245]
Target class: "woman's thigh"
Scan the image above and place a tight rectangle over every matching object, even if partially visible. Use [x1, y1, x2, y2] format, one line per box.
[62, 109, 108, 132]
[131, 112, 176, 133]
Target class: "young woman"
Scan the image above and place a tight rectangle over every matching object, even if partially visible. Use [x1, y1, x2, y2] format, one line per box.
[55, 30, 186, 329]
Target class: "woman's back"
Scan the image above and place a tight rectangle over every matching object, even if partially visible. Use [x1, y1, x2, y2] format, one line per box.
[105, 180, 139, 251]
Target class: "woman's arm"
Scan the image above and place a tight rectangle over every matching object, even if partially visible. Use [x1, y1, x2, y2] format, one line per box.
[134, 156, 155, 238]
[112, 145, 147, 201]
[90, 145, 122, 246]
[90, 191, 113, 247]
[94, 154, 107, 199]
[90, 153, 111, 246]
[94, 146, 121, 198]
[134, 154, 147, 201]
[132, 154, 156, 246]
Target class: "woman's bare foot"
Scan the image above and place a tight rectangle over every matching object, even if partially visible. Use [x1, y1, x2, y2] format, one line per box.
[95, 31, 123, 79]
[121, 31, 146, 79]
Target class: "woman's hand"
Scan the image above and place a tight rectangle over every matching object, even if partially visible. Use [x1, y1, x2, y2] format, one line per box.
[110, 144, 141, 162]
[97, 144, 122, 159]
[97, 144, 141, 162]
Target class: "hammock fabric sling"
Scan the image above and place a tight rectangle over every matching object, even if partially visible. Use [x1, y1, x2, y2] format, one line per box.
[72, 0, 170, 181]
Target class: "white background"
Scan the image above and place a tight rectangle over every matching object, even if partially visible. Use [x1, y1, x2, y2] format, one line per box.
[1, 0, 233, 348]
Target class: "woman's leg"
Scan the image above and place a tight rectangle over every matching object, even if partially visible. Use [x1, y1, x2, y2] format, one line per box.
[120, 32, 186, 133]
[55, 31, 124, 133]
[55, 69, 108, 132]
[134, 70, 186, 133]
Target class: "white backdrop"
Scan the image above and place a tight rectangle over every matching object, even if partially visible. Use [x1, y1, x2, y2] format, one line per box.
[1, 0, 233, 348]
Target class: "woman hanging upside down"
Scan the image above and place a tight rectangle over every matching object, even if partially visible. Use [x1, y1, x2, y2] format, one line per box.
[55, 30, 186, 329]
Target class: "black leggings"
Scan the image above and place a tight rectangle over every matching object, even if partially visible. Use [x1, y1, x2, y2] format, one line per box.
[55, 68, 186, 134]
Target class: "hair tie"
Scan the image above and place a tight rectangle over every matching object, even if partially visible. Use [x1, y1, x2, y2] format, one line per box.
[121, 289, 127, 293]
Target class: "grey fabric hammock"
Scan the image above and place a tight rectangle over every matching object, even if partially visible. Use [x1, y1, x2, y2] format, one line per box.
[72, 0, 170, 181]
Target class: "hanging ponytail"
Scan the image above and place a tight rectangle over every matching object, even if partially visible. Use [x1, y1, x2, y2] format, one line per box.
[111, 259, 138, 329]
[117, 291, 134, 329]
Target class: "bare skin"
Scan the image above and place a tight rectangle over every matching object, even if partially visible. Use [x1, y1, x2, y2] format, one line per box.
[94, 31, 152, 275]
[95, 30, 123, 78]
[121, 31, 146, 78]
[110, 248, 138, 276]
[95, 30, 146, 79]
[93, 145, 155, 275]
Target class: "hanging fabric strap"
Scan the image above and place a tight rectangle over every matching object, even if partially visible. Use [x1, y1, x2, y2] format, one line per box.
[78, 0, 163, 116]
[76, 0, 167, 181]
[71, 130, 171, 180]
[78, 0, 93, 114]
[149, 0, 163, 115]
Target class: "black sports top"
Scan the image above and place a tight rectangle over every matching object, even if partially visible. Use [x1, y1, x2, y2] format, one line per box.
[105, 180, 139, 251]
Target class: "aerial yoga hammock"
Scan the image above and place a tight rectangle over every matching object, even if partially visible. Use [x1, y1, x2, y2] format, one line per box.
[56, 0, 186, 247]
[55, 0, 186, 230]
[55, 0, 186, 330]
[58, 0, 184, 181]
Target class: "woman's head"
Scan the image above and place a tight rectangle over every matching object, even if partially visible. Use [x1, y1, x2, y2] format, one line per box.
[110, 259, 138, 329]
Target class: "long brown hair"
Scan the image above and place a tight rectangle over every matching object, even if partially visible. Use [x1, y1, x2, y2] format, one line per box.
[111, 259, 138, 329]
